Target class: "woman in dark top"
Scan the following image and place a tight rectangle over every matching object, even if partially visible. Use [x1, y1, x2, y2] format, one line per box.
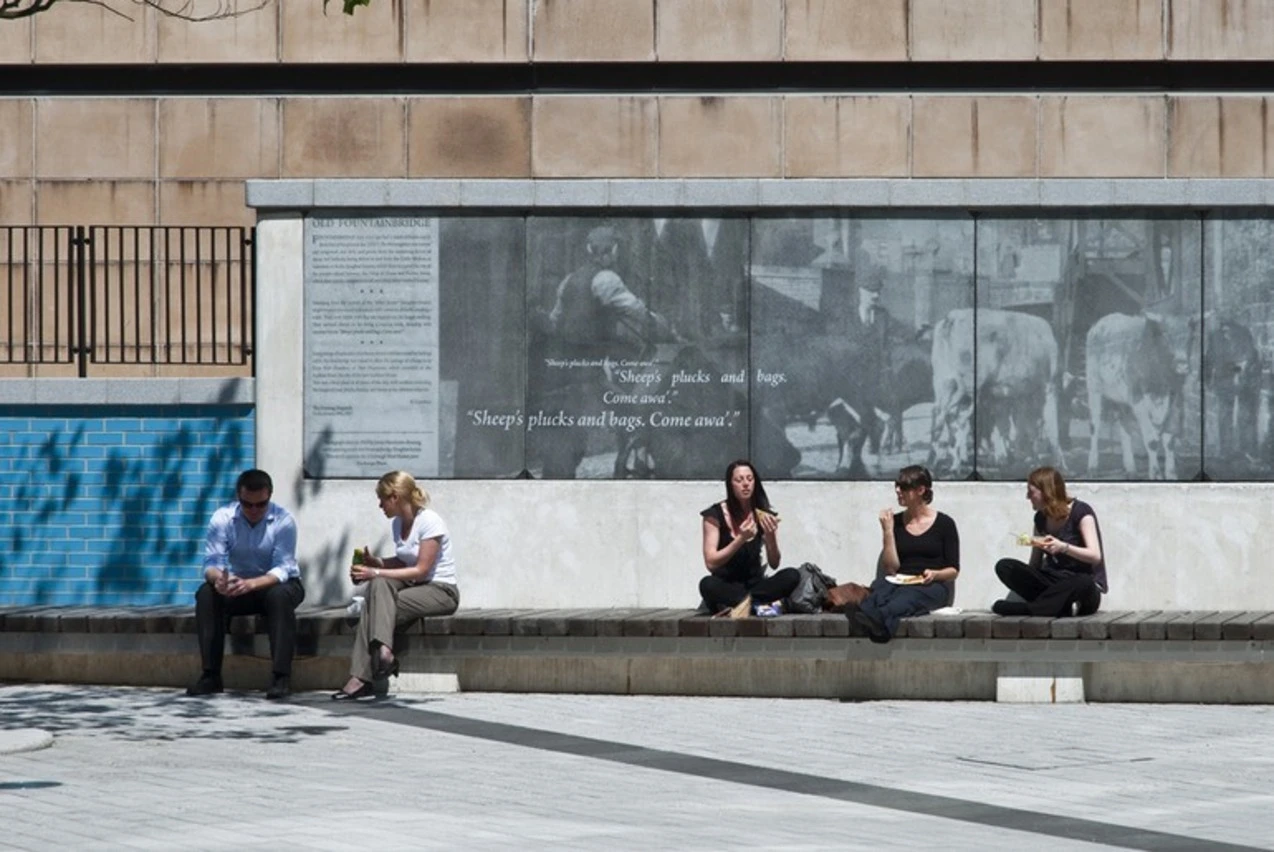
[848, 465, 960, 643]
[992, 465, 1107, 618]
[699, 459, 800, 617]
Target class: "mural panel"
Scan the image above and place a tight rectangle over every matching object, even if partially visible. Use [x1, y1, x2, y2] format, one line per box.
[440, 217, 527, 477]
[1202, 216, 1274, 479]
[524, 216, 751, 479]
[750, 215, 975, 480]
[976, 216, 1202, 481]
[304, 214, 526, 479]
[298, 210, 1274, 482]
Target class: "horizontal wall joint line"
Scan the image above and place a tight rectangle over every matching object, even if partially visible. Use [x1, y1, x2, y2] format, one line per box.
[9, 62, 1274, 97]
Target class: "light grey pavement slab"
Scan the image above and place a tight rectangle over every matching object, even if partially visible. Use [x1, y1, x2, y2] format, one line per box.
[1, 684, 1273, 851]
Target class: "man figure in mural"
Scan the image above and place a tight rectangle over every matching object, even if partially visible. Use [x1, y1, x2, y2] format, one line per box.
[185, 469, 305, 700]
[823, 258, 918, 461]
[536, 225, 676, 478]
[843, 265, 910, 354]
[547, 226, 672, 351]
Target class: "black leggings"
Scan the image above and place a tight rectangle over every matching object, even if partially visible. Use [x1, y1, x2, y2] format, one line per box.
[700, 567, 801, 614]
[994, 558, 1100, 618]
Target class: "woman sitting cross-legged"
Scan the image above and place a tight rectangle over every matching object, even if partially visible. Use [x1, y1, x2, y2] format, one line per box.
[992, 465, 1107, 618]
[847, 465, 960, 643]
[699, 459, 800, 617]
[332, 471, 459, 700]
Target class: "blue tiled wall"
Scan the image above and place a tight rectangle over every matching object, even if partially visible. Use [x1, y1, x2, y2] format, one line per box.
[0, 405, 254, 606]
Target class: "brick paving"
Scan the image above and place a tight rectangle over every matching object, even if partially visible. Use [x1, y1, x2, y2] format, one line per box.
[1, 685, 1272, 850]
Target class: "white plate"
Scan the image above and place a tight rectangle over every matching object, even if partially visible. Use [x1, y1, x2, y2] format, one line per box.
[885, 573, 925, 585]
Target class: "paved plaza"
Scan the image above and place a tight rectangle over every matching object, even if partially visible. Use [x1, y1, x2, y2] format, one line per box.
[1, 684, 1273, 851]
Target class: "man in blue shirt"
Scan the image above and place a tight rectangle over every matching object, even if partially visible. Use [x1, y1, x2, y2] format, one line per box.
[186, 469, 305, 700]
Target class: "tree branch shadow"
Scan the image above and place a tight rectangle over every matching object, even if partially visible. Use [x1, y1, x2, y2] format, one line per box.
[0, 685, 351, 744]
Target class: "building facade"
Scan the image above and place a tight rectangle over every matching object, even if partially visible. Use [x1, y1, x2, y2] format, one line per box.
[4, 0, 1274, 607]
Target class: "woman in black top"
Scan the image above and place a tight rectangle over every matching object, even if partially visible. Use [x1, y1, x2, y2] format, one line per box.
[699, 460, 800, 616]
[848, 465, 960, 643]
[992, 466, 1107, 618]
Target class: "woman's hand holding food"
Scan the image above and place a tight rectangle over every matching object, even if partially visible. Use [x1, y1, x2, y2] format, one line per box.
[350, 547, 385, 582]
[1035, 535, 1070, 556]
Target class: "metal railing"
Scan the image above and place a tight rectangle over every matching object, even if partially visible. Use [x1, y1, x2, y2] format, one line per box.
[1, 225, 255, 376]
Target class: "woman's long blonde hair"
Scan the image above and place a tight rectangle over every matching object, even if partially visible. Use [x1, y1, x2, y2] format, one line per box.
[1028, 465, 1071, 522]
[376, 470, 429, 512]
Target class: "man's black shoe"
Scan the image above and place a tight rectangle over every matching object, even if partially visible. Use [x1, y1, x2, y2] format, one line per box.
[265, 674, 291, 700]
[185, 674, 223, 696]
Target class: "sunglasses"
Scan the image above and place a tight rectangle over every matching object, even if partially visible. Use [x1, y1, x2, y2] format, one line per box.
[239, 498, 270, 510]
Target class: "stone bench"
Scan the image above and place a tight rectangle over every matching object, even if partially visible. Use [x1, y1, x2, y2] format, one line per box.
[3, 606, 1274, 703]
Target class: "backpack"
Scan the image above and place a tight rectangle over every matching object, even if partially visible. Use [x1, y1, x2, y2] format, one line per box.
[784, 563, 839, 614]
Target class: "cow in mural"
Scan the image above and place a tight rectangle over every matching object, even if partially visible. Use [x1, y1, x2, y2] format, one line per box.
[753, 333, 877, 476]
[873, 329, 934, 456]
[928, 308, 1063, 474]
[1084, 312, 1194, 480]
[751, 326, 935, 477]
[824, 390, 879, 477]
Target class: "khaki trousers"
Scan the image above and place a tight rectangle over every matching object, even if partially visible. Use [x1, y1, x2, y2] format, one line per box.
[350, 577, 459, 682]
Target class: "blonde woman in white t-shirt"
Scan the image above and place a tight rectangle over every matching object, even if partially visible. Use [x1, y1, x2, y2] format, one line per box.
[333, 471, 460, 700]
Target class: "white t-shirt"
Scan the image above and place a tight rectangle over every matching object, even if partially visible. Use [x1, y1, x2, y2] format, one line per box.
[392, 509, 456, 586]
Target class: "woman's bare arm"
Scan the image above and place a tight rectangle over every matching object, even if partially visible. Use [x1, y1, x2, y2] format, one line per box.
[355, 539, 439, 582]
[877, 509, 901, 575]
[703, 516, 754, 572]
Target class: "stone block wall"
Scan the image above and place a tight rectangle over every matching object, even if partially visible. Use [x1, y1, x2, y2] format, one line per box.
[1, 1, 1271, 226]
[6, 0, 1274, 64]
[2, 1, 1273, 611]
[6, 93, 1274, 228]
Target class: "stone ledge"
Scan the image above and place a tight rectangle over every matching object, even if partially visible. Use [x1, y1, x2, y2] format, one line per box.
[246, 178, 1274, 210]
[5, 629, 1274, 703]
[6, 607, 1274, 703]
[4, 607, 1273, 642]
[0, 378, 254, 406]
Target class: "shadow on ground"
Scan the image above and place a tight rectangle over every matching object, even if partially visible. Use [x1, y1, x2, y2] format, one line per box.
[0, 684, 352, 745]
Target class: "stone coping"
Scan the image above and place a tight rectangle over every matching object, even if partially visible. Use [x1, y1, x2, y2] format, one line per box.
[247, 178, 1274, 211]
[4, 606, 1273, 642]
[0, 378, 254, 406]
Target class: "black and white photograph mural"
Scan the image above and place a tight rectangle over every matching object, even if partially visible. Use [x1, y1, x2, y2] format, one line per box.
[749, 215, 975, 479]
[302, 210, 1273, 483]
[978, 217, 1202, 481]
[1203, 217, 1274, 480]
[304, 215, 526, 479]
[439, 217, 527, 478]
[524, 217, 751, 480]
